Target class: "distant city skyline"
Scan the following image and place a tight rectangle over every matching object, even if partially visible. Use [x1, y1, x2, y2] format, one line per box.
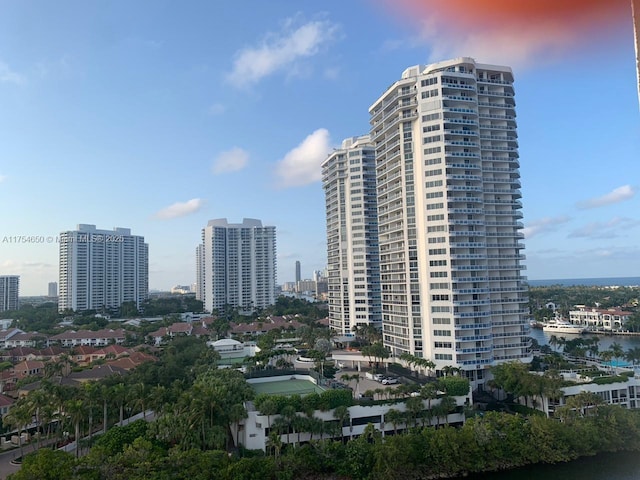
[0, 1, 637, 296]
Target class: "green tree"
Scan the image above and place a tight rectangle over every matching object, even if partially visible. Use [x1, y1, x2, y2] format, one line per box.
[7, 449, 77, 480]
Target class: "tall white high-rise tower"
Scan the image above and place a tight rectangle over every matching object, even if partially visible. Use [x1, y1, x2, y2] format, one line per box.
[370, 58, 531, 387]
[199, 218, 276, 314]
[322, 135, 382, 335]
[58, 224, 148, 312]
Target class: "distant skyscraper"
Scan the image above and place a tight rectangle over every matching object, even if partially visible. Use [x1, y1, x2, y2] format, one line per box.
[195, 244, 204, 301]
[58, 224, 148, 312]
[0, 276, 19, 312]
[48, 281, 58, 298]
[322, 135, 382, 335]
[198, 218, 276, 314]
[295, 260, 301, 283]
[370, 58, 530, 387]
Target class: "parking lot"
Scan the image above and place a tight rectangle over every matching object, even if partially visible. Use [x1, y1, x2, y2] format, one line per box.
[336, 367, 408, 399]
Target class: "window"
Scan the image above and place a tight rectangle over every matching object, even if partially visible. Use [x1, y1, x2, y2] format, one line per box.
[428, 248, 446, 255]
[431, 294, 450, 301]
[427, 225, 446, 233]
[427, 214, 445, 222]
[423, 124, 441, 133]
[425, 180, 443, 189]
[424, 146, 442, 155]
[423, 135, 441, 144]
[420, 77, 438, 87]
[430, 271, 448, 278]
[434, 342, 452, 348]
[434, 330, 451, 336]
[431, 306, 451, 313]
[429, 260, 447, 266]
[433, 317, 451, 325]
[428, 236, 446, 243]
[425, 158, 442, 167]
[427, 203, 444, 211]
[435, 353, 453, 360]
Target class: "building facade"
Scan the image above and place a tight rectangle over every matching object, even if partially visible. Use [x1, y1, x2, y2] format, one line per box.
[58, 225, 148, 312]
[322, 135, 382, 335]
[295, 260, 301, 283]
[0, 276, 19, 312]
[370, 58, 530, 387]
[47, 281, 58, 298]
[199, 218, 276, 314]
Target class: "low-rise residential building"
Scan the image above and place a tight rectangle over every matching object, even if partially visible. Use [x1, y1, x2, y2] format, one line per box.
[0, 393, 14, 416]
[4, 332, 47, 349]
[569, 306, 632, 330]
[49, 329, 126, 347]
[518, 371, 640, 417]
[0, 328, 23, 349]
[14, 360, 45, 378]
[207, 338, 259, 361]
[235, 374, 470, 452]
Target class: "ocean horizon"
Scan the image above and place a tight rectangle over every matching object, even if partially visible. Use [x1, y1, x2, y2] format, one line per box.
[527, 277, 640, 287]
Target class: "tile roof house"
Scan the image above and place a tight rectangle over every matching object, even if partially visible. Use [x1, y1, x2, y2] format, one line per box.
[0, 328, 23, 349]
[0, 393, 14, 416]
[4, 332, 47, 349]
[48, 329, 126, 347]
[148, 322, 194, 346]
[14, 360, 45, 379]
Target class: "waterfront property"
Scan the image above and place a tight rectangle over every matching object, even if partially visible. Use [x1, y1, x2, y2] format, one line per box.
[569, 305, 632, 331]
[519, 370, 640, 417]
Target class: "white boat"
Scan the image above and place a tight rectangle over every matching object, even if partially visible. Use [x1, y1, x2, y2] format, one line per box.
[542, 321, 587, 334]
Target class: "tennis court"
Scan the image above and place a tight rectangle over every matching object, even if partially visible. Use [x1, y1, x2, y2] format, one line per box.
[252, 378, 326, 396]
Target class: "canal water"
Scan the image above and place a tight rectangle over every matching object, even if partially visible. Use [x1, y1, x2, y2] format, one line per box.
[459, 451, 639, 480]
[462, 331, 640, 478]
[529, 328, 640, 354]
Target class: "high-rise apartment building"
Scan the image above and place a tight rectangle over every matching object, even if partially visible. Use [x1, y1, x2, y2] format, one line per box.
[370, 58, 530, 387]
[322, 135, 382, 335]
[58, 224, 148, 312]
[198, 218, 276, 314]
[295, 261, 301, 283]
[48, 281, 58, 298]
[195, 244, 204, 302]
[0, 276, 19, 312]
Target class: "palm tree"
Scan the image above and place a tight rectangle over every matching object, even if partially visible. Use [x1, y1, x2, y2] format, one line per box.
[609, 342, 625, 367]
[404, 396, 424, 429]
[82, 381, 101, 442]
[64, 397, 86, 457]
[420, 383, 438, 411]
[259, 398, 278, 434]
[626, 347, 640, 367]
[434, 396, 457, 426]
[341, 373, 361, 397]
[111, 383, 127, 425]
[385, 408, 403, 435]
[332, 405, 350, 440]
[4, 400, 32, 460]
[280, 405, 297, 447]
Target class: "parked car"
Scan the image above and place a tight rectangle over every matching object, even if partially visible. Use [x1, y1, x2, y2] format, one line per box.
[382, 377, 398, 385]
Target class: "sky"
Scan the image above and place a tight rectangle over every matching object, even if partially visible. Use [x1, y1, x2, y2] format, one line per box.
[0, 0, 638, 296]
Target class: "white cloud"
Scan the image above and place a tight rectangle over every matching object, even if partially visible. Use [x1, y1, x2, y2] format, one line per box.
[226, 18, 338, 87]
[576, 185, 637, 209]
[275, 129, 332, 188]
[154, 198, 204, 220]
[208, 103, 226, 115]
[522, 216, 571, 238]
[212, 147, 249, 174]
[0, 61, 24, 84]
[569, 217, 640, 239]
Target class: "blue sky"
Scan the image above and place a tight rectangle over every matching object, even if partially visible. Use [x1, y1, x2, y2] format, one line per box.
[0, 1, 638, 296]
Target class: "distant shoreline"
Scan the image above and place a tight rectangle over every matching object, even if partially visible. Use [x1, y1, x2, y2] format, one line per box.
[527, 277, 640, 288]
